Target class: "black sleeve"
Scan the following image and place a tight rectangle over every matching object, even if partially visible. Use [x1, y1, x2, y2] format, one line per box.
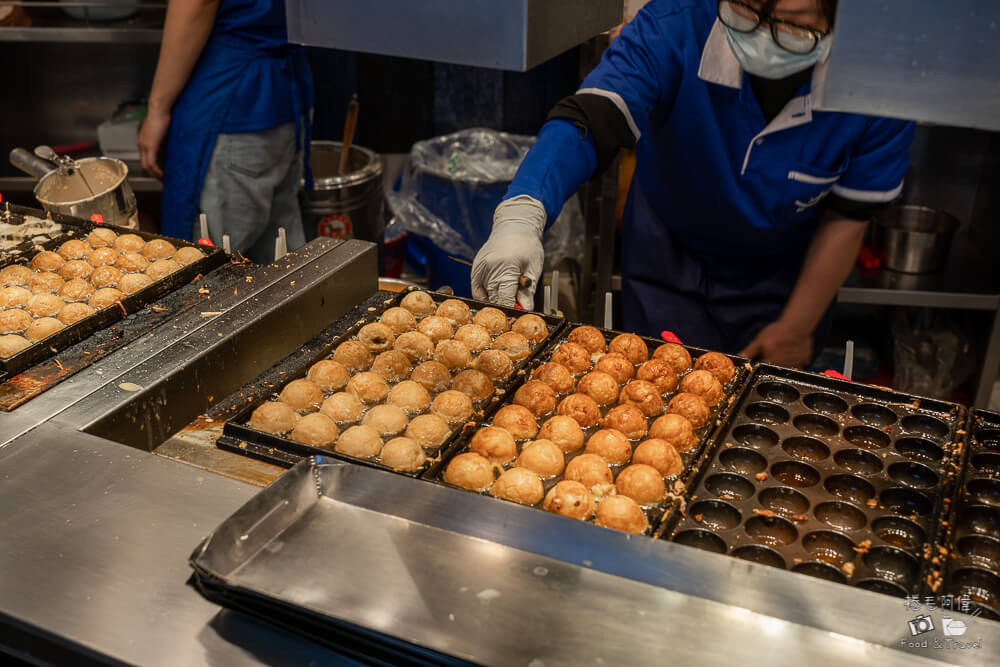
[823, 194, 892, 222]
[547, 93, 638, 174]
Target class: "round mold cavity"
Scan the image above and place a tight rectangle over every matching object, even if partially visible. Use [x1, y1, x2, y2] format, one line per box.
[758, 486, 810, 517]
[781, 436, 830, 462]
[732, 545, 786, 569]
[851, 403, 898, 427]
[887, 461, 940, 490]
[863, 546, 919, 586]
[843, 425, 891, 450]
[689, 500, 742, 531]
[824, 474, 876, 506]
[719, 447, 768, 475]
[971, 452, 1000, 477]
[855, 579, 909, 598]
[771, 461, 820, 488]
[872, 516, 926, 550]
[968, 478, 1000, 508]
[954, 504, 1000, 540]
[802, 392, 848, 415]
[949, 567, 1000, 610]
[704, 473, 755, 502]
[900, 414, 949, 441]
[732, 424, 779, 449]
[745, 515, 798, 547]
[745, 402, 790, 425]
[879, 487, 933, 517]
[802, 530, 856, 565]
[793, 413, 839, 437]
[674, 529, 727, 554]
[977, 429, 1000, 453]
[894, 437, 944, 463]
[755, 381, 800, 404]
[814, 501, 867, 531]
[834, 448, 884, 476]
[792, 562, 847, 584]
[955, 535, 1000, 570]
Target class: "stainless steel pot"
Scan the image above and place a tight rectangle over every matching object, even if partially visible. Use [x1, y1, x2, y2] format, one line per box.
[871, 205, 959, 274]
[302, 141, 384, 242]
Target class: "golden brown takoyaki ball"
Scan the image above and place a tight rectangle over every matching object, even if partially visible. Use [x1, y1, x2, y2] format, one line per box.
[652, 343, 692, 375]
[411, 360, 452, 393]
[89, 288, 124, 309]
[347, 371, 390, 404]
[512, 313, 548, 343]
[87, 247, 119, 267]
[516, 439, 565, 477]
[444, 452, 494, 491]
[89, 265, 122, 289]
[679, 369, 724, 406]
[30, 251, 64, 272]
[550, 342, 592, 375]
[25, 317, 64, 342]
[513, 380, 558, 417]
[113, 233, 145, 253]
[538, 415, 585, 453]
[649, 414, 698, 452]
[470, 426, 518, 464]
[250, 401, 300, 435]
[585, 428, 632, 465]
[492, 331, 530, 361]
[567, 325, 607, 355]
[531, 362, 575, 394]
[173, 246, 205, 266]
[278, 378, 324, 412]
[0, 286, 31, 309]
[26, 293, 64, 318]
[619, 380, 665, 417]
[694, 351, 735, 384]
[387, 380, 431, 414]
[600, 404, 648, 440]
[0, 309, 32, 333]
[400, 290, 435, 316]
[86, 227, 118, 248]
[320, 392, 364, 423]
[453, 323, 492, 353]
[405, 414, 452, 450]
[1, 265, 32, 288]
[436, 298, 471, 325]
[431, 389, 474, 425]
[473, 306, 509, 334]
[556, 393, 602, 429]
[0, 334, 30, 357]
[636, 359, 679, 395]
[358, 322, 395, 351]
[29, 272, 65, 294]
[544, 480, 595, 520]
[335, 425, 384, 459]
[57, 239, 91, 260]
[141, 238, 176, 259]
[58, 302, 96, 325]
[667, 393, 710, 428]
[119, 272, 152, 295]
[362, 404, 409, 437]
[290, 413, 339, 447]
[452, 369, 494, 401]
[493, 404, 540, 440]
[59, 259, 93, 281]
[633, 439, 683, 477]
[307, 359, 350, 392]
[380, 306, 417, 334]
[393, 331, 434, 363]
[58, 278, 94, 303]
[594, 353, 635, 385]
[474, 349, 514, 380]
[417, 315, 454, 343]
[595, 495, 649, 534]
[115, 252, 149, 274]
[492, 467, 544, 505]
[333, 339, 372, 371]
[608, 333, 648, 365]
[145, 259, 180, 281]
[380, 437, 427, 471]
[434, 339, 471, 370]
[565, 453, 614, 489]
[616, 464, 667, 506]
[577, 371, 620, 407]
[370, 350, 412, 382]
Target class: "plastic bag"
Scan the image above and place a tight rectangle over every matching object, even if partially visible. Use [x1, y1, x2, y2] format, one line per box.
[892, 308, 975, 399]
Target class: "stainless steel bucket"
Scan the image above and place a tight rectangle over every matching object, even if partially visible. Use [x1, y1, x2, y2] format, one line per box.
[872, 205, 959, 274]
[303, 141, 384, 243]
[34, 157, 139, 229]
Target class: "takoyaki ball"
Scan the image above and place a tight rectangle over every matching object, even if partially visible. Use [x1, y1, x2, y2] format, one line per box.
[513, 380, 558, 417]
[119, 272, 152, 295]
[473, 306, 509, 334]
[347, 371, 390, 404]
[567, 325, 606, 355]
[380, 306, 417, 334]
[492, 331, 530, 361]
[393, 331, 434, 363]
[173, 246, 205, 267]
[585, 429, 632, 465]
[0, 264, 32, 287]
[694, 351, 735, 384]
[453, 324, 492, 353]
[335, 425, 384, 459]
[594, 353, 635, 385]
[320, 392, 364, 424]
[595, 495, 649, 534]
[290, 413, 339, 448]
[29, 272, 65, 294]
[400, 290, 435, 316]
[30, 251, 64, 272]
[608, 333, 648, 365]
[362, 404, 409, 437]
[87, 247, 119, 267]
[516, 439, 565, 478]
[411, 360, 451, 393]
[551, 342, 592, 375]
[0, 286, 31, 309]
[452, 369, 493, 402]
[113, 233, 146, 253]
[307, 359, 350, 392]
[565, 453, 614, 489]
[358, 322, 395, 351]
[89, 266, 122, 289]
[58, 302, 95, 325]
[469, 426, 518, 464]
[86, 227, 117, 248]
[649, 414, 698, 452]
[333, 339, 372, 371]
[538, 415, 585, 453]
[618, 380, 665, 417]
[434, 339, 471, 370]
[89, 288, 124, 309]
[370, 350, 412, 382]
[405, 414, 451, 450]
[0, 334, 30, 358]
[600, 404, 648, 440]
[436, 298, 471, 325]
[115, 252, 149, 274]
[493, 404, 539, 440]
[531, 362, 575, 395]
[141, 238, 176, 260]
[616, 464, 667, 506]
[146, 259, 180, 281]
[652, 343, 692, 375]
[474, 349, 514, 380]
[26, 293, 64, 318]
[25, 317, 65, 342]
[544, 480, 595, 521]
[58, 278, 94, 303]
[633, 439, 683, 477]
[381, 437, 427, 471]
[512, 313, 547, 343]
[58, 260, 93, 281]
[556, 393, 602, 429]
[667, 393, 710, 429]
[387, 380, 431, 414]
[636, 359, 679, 395]
[57, 239, 91, 260]
[431, 389, 474, 425]
[679, 369, 724, 406]
[577, 371, 620, 407]
[444, 452, 494, 491]
[250, 401, 299, 435]
[278, 378, 324, 412]
[492, 467, 544, 505]
[0, 309, 32, 333]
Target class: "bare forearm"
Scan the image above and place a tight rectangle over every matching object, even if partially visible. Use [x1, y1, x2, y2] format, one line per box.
[148, 0, 220, 114]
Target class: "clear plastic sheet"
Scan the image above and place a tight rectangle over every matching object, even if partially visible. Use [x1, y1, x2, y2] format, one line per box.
[892, 308, 975, 399]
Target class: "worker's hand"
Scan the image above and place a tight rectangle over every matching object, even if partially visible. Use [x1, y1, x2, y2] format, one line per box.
[137, 107, 171, 180]
[471, 195, 545, 309]
[739, 320, 813, 369]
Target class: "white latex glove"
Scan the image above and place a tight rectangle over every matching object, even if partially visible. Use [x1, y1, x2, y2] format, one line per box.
[470, 195, 545, 309]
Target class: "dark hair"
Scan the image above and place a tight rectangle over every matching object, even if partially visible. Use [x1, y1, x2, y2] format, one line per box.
[821, 0, 838, 26]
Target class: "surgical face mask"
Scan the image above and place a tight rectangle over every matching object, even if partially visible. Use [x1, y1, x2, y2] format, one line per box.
[724, 24, 833, 80]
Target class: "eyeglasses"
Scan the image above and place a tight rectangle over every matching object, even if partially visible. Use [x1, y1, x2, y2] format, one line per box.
[718, 1, 829, 55]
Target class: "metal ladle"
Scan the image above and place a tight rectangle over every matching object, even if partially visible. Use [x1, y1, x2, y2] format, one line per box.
[34, 145, 96, 197]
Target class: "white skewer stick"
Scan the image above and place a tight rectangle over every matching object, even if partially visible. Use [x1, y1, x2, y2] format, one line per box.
[543, 284, 551, 315]
[604, 292, 613, 330]
[844, 340, 855, 380]
[551, 269, 560, 314]
[199, 213, 209, 240]
[278, 226, 287, 254]
[274, 236, 284, 262]
[222, 234, 231, 254]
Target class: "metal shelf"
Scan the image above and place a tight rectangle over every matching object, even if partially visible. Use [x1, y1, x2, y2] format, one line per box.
[0, 3, 164, 43]
[0, 26, 160, 42]
[0, 175, 162, 192]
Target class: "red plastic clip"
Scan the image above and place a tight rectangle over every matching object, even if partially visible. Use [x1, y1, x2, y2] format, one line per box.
[823, 370, 851, 381]
[660, 330, 683, 344]
[197, 237, 216, 247]
[857, 245, 881, 270]
[90, 213, 105, 224]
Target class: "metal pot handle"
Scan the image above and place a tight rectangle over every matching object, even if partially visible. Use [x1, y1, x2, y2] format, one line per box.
[9, 148, 56, 178]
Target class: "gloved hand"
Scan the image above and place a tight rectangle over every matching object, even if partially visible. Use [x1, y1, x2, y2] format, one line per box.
[471, 195, 545, 309]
